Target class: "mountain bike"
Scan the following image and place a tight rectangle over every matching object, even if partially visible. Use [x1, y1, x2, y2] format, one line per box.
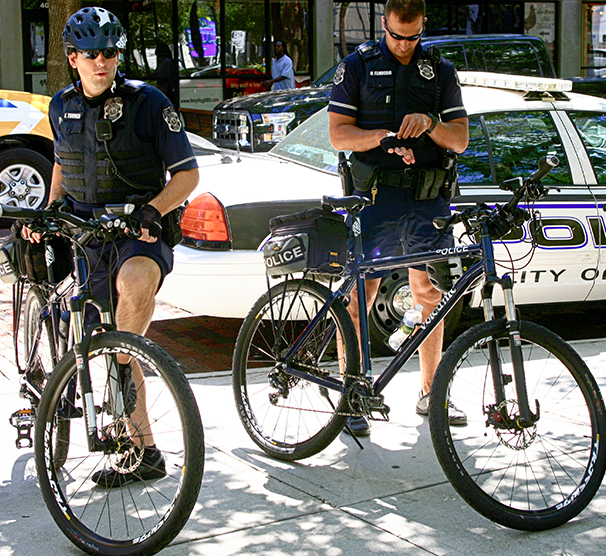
[2, 202, 204, 556]
[232, 156, 606, 532]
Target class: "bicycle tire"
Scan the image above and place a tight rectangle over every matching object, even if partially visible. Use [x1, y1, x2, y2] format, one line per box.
[233, 278, 360, 461]
[429, 319, 606, 531]
[24, 285, 70, 468]
[34, 331, 204, 556]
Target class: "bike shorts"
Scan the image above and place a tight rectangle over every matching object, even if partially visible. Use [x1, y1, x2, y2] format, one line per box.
[84, 236, 174, 312]
[349, 184, 454, 279]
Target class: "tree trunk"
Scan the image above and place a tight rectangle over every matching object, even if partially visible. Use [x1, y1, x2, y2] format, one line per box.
[339, 3, 350, 59]
[47, 0, 82, 96]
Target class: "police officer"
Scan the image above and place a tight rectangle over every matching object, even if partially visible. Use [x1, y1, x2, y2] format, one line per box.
[328, 0, 469, 435]
[38, 7, 199, 485]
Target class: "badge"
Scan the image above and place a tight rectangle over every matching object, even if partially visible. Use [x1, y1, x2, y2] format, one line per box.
[418, 59, 435, 80]
[163, 106, 182, 132]
[104, 97, 123, 122]
[333, 62, 346, 85]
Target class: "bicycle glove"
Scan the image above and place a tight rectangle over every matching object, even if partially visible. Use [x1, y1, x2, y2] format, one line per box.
[380, 135, 425, 152]
[130, 204, 162, 239]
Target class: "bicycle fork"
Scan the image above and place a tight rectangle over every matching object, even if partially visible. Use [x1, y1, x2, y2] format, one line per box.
[484, 276, 539, 429]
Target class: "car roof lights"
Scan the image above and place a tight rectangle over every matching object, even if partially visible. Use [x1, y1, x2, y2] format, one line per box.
[459, 72, 573, 93]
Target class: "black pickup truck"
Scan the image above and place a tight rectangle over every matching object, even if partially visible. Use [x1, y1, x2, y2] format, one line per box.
[212, 34, 606, 152]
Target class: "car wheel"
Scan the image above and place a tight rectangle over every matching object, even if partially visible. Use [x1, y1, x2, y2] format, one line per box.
[369, 270, 464, 356]
[0, 148, 51, 211]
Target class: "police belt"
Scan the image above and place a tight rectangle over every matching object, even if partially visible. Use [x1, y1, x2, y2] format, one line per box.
[377, 167, 447, 190]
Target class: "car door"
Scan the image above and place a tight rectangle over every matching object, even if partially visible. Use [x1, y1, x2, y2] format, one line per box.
[561, 109, 606, 301]
[457, 107, 598, 308]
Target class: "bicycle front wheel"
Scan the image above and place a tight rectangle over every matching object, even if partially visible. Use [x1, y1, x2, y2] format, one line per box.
[233, 278, 360, 461]
[34, 331, 204, 556]
[429, 319, 606, 531]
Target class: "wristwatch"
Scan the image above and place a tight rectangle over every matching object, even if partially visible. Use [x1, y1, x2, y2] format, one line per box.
[426, 113, 439, 134]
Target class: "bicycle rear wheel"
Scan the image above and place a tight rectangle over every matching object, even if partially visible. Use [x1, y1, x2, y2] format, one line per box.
[233, 278, 360, 461]
[429, 319, 606, 531]
[34, 331, 204, 556]
[24, 285, 70, 468]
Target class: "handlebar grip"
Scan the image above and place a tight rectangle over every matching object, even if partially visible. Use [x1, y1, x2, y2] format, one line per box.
[0, 204, 42, 219]
[528, 155, 559, 183]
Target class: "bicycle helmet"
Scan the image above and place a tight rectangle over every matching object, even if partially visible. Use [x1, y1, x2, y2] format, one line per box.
[62, 7, 126, 55]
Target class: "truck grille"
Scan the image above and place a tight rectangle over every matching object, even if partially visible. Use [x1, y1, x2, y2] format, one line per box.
[212, 110, 254, 150]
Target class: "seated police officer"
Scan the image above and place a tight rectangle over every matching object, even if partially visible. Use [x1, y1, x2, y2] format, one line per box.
[25, 7, 199, 486]
[328, 0, 469, 436]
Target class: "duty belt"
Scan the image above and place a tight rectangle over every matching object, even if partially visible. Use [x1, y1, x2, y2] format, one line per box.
[377, 168, 417, 189]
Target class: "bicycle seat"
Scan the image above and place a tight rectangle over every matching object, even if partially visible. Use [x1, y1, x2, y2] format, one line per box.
[322, 195, 371, 213]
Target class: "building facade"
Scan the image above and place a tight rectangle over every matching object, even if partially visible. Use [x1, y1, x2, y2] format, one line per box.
[0, 1, 604, 134]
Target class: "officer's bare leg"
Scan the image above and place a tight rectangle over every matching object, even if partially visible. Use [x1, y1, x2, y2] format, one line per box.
[408, 268, 443, 396]
[346, 277, 382, 357]
[115, 256, 161, 446]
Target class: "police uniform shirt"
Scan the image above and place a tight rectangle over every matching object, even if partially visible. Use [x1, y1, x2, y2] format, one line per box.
[50, 72, 198, 207]
[328, 37, 467, 170]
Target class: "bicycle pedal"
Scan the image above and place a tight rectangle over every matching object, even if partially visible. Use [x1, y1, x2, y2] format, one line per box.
[9, 409, 35, 449]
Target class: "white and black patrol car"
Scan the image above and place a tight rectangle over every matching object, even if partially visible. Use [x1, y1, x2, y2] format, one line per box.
[160, 73, 606, 350]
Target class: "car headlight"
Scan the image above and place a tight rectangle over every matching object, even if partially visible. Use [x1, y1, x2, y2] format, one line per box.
[255, 112, 295, 144]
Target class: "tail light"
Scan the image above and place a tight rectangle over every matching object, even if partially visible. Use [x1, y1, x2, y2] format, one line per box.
[180, 193, 230, 242]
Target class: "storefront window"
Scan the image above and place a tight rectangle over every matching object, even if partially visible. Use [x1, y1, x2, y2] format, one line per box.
[270, 0, 310, 79]
[584, 4, 606, 77]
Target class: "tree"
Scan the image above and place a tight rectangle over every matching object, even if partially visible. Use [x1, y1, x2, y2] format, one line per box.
[47, 0, 82, 96]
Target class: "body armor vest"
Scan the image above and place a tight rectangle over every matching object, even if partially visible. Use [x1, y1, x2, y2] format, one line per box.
[355, 41, 444, 168]
[55, 80, 166, 205]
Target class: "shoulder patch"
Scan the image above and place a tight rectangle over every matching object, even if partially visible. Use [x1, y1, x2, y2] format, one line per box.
[333, 62, 346, 85]
[162, 106, 182, 132]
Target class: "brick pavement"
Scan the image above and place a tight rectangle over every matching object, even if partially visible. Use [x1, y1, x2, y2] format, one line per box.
[0, 279, 241, 378]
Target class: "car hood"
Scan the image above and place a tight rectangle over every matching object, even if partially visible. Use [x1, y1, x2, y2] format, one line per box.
[215, 85, 332, 113]
[191, 150, 339, 207]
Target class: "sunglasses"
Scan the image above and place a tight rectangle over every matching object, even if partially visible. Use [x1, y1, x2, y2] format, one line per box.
[77, 48, 119, 60]
[383, 17, 425, 42]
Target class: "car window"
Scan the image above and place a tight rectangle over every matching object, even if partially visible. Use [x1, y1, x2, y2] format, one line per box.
[567, 111, 606, 182]
[459, 112, 571, 185]
[438, 45, 469, 70]
[477, 43, 543, 77]
[270, 108, 339, 173]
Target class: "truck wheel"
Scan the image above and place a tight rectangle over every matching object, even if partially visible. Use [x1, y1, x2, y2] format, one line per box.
[369, 270, 464, 356]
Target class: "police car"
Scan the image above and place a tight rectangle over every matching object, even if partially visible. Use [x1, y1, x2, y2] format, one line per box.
[0, 90, 54, 211]
[159, 72, 606, 350]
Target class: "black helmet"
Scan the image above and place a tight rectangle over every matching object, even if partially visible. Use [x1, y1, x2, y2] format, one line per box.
[62, 7, 126, 55]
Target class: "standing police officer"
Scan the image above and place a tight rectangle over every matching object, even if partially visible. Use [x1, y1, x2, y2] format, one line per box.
[329, 0, 469, 435]
[41, 7, 199, 485]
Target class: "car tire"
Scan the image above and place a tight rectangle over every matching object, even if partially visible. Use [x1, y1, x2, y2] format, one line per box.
[0, 148, 51, 220]
[369, 269, 464, 356]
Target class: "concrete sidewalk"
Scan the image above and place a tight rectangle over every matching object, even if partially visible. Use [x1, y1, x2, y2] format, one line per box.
[1, 336, 606, 555]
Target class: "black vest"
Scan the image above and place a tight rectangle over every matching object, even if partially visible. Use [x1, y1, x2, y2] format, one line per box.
[56, 80, 166, 205]
[355, 41, 444, 168]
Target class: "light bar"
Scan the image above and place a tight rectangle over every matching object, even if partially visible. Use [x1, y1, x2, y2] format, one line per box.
[459, 71, 573, 93]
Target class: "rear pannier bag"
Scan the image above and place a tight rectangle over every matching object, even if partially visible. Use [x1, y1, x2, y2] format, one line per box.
[0, 231, 27, 284]
[263, 207, 348, 277]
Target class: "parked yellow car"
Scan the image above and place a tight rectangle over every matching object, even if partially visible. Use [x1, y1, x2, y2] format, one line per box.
[0, 90, 53, 210]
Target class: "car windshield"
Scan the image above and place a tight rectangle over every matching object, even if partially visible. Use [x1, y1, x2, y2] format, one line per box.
[269, 108, 340, 173]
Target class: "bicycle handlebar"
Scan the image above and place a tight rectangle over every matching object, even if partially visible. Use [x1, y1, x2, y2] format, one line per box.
[0, 202, 138, 239]
[433, 155, 558, 239]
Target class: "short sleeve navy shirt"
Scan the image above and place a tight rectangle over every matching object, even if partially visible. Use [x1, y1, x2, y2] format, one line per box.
[50, 74, 198, 177]
[329, 38, 467, 169]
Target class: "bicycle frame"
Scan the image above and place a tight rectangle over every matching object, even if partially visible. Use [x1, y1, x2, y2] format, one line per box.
[276, 208, 537, 425]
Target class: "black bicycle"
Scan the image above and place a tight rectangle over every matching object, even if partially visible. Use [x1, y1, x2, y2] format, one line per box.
[232, 156, 606, 532]
[3, 202, 204, 556]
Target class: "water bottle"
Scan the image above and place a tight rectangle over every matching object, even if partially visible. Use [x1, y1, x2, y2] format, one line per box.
[388, 304, 423, 351]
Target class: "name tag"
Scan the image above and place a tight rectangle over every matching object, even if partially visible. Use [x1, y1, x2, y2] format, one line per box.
[64, 112, 83, 120]
[370, 70, 392, 76]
